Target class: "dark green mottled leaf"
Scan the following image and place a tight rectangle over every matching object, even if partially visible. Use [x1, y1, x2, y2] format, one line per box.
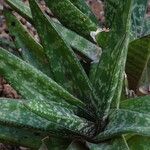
[44, 0, 97, 39]
[0, 47, 84, 107]
[5, 0, 32, 21]
[69, 0, 99, 25]
[94, 109, 150, 142]
[141, 17, 150, 37]
[5, 0, 100, 62]
[28, 0, 97, 112]
[0, 124, 69, 149]
[0, 98, 71, 136]
[93, 0, 134, 120]
[0, 124, 46, 149]
[4, 10, 52, 77]
[24, 99, 96, 138]
[130, 0, 148, 40]
[94, 33, 130, 119]
[53, 22, 101, 62]
[126, 36, 150, 90]
[120, 95, 150, 114]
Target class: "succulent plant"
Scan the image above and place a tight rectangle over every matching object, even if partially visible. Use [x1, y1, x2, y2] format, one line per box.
[0, 0, 150, 149]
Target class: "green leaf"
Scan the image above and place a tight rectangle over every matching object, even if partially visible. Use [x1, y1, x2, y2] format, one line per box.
[127, 136, 150, 150]
[142, 17, 150, 37]
[94, 34, 130, 119]
[24, 99, 96, 138]
[126, 36, 150, 90]
[44, 0, 97, 39]
[94, 109, 150, 142]
[93, 0, 133, 120]
[0, 124, 46, 149]
[130, 0, 148, 41]
[5, 0, 32, 22]
[0, 124, 69, 149]
[53, 22, 101, 62]
[87, 136, 129, 150]
[0, 98, 73, 136]
[4, 10, 53, 77]
[0, 47, 83, 107]
[28, 0, 97, 111]
[120, 95, 150, 114]
[69, 0, 99, 25]
[5, 0, 100, 62]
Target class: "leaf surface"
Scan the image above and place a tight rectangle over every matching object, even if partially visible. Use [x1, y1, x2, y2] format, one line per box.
[28, 0, 97, 111]
[24, 99, 96, 138]
[5, 0, 100, 62]
[120, 95, 150, 114]
[44, 0, 97, 39]
[0, 47, 83, 107]
[94, 109, 150, 142]
[126, 36, 150, 90]
[69, 0, 98, 24]
[4, 10, 52, 77]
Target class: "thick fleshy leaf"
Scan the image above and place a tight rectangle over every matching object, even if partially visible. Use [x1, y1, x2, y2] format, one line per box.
[142, 17, 150, 37]
[69, 0, 99, 25]
[0, 98, 72, 136]
[0, 124, 69, 149]
[44, 0, 97, 39]
[93, 0, 132, 120]
[0, 124, 46, 149]
[5, 0, 101, 62]
[127, 135, 150, 150]
[53, 22, 101, 62]
[120, 95, 150, 114]
[87, 136, 129, 150]
[5, 0, 32, 21]
[130, 0, 148, 41]
[4, 10, 52, 77]
[0, 47, 83, 107]
[24, 99, 96, 138]
[94, 109, 150, 142]
[104, 0, 148, 34]
[126, 36, 150, 90]
[28, 0, 97, 111]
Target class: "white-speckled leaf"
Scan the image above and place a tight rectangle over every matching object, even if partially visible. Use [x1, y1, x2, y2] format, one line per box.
[120, 95, 150, 114]
[130, 0, 148, 41]
[0, 47, 84, 108]
[5, 0, 101, 62]
[93, 0, 132, 120]
[93, 109, 150, 142]
[24, 99, 96, 138]
[28, 0, 97, 112]
[4, 10, 53, 77]
[0, 98, 72, 136]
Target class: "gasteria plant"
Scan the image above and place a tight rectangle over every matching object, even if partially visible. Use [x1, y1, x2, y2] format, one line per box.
[0, 0, 150, 149]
